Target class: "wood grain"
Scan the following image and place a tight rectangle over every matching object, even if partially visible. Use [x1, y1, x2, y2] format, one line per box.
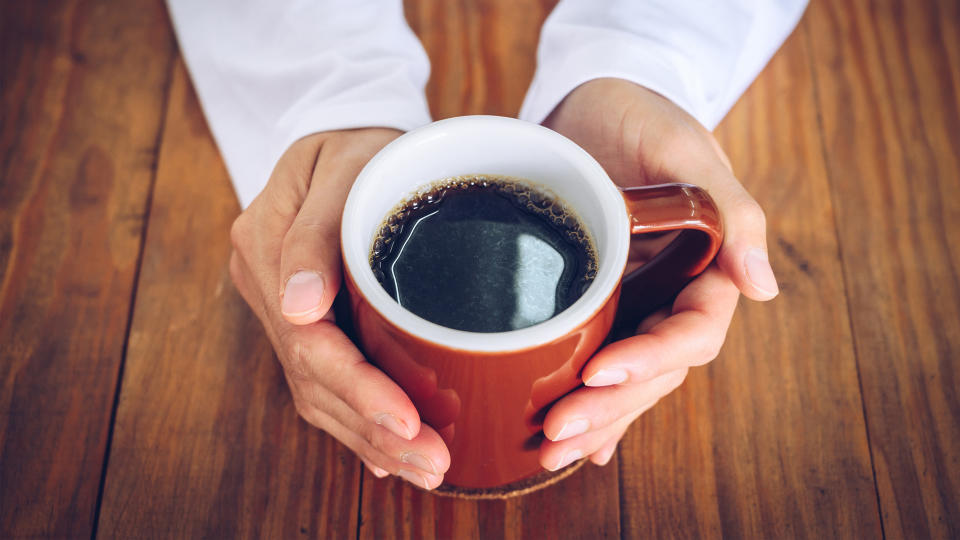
[616, 16, 884, 538]
[359, 460, 619, 539]
[404, 0, 557, 120]
[3, 0, 957, 537]
[0, 0, 173, 536]
[807, 0, 960, 537]
[94, 61, 360, 538]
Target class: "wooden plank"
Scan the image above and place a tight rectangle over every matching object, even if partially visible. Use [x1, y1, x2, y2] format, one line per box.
[359, 462, 619, 539]
[807, 0, 960, 537]
[404, 0, 556, 119]
[0, 0, 174, 536]
[95, 60, 360, 537]
[358, 1, 620, 538]
[617, 17, 883, 537]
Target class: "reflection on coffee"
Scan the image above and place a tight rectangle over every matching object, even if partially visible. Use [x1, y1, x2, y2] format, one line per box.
[369, 175, 597, 332]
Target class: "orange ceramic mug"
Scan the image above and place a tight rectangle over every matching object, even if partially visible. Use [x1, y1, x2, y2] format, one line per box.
[341, 116, 722, 489]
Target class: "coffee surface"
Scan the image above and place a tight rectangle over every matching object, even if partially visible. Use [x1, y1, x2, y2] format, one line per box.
[370, 176, 596, 333]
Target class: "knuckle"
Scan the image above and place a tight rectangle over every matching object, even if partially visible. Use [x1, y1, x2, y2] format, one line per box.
[735, 199, 767, 232]
[657, 115, 693, 143]
[339, 376, 365, 412]
[660, 127, 697, 157]
[302, 382, 326, 410]
[363, 420, 389, 451]
[228, 252, 243, 287]
[667, 367, 689, 390]
[280, 225, 300, 255]
[230, 212, 252, 251]
[641, 332, 670, 370]
[281, 333, 314, 381]
[280, 226, 312, 262]
[696, 338, 723, 365]
[281, 216, 337, 263]
[661, 121, 710, 158]
[291, 397, 314, 423]
[288, 377, 332, 422]
[711, 139, 734, 172]
[361, 456, 387, 476]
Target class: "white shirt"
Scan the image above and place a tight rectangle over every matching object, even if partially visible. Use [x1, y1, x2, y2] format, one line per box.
[167, 0, 808, 208]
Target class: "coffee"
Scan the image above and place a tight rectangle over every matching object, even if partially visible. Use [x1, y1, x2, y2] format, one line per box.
[369, 175, 597, 333]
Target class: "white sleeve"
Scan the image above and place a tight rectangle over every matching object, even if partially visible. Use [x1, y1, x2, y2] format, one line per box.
[519, 0, 808, 130]
[166, 0, 432, 208]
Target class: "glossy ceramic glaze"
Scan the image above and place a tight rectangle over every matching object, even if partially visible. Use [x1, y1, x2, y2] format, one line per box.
[340, 116, 722, 488]
[616, 184, 723, 330]
[344, 271, 619, 487]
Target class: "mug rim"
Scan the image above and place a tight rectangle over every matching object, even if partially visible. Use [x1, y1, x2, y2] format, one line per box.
[340, 115, 629, 352]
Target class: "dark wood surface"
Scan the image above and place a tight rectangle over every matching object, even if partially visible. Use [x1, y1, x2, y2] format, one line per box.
[0, 1, 174, 536]
[1, 0, 957, 538]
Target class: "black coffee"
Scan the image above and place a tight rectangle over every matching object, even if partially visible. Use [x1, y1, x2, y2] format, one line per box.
[369, 176, 597, 333]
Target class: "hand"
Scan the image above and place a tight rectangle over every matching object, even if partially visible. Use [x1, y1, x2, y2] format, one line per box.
[537, 78, 779, 469]
[229, 129, 451, 489]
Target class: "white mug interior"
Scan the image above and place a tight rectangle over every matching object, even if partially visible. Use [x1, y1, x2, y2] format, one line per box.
[341, 115, 629, 352]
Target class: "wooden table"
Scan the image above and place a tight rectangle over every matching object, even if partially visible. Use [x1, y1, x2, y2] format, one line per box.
[2, 0, 958, 537]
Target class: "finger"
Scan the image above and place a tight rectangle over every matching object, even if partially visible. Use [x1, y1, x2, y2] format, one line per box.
[300, 380, 452, 475]
[714, 190, 780, 302]
[297, 404, 447, 490]
[543, 368, 688, 441]
[691, 154, 779, 301]
[237, 213, 428, 445]
[625, 230, 681, 275]
[362, 458, 389, 478]
[265, 281, 449, 490]
[590, 422, 630, 466]
[229, 139, 322, 325]
[645, 122, 779, 301]
[281, 320, 424, 441]
[229, 251, 258, 314]
[540, 409, 643, 471]
[636, 305, 670, 334]
[230, 249, 287, 347]
[279, 130, 399, 325]
[583, 265, 739, 386]
[278, 163, 350, 325]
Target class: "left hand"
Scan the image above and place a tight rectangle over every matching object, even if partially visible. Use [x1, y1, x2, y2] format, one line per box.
[538, 78, 780, 470]
[229, 129, 451, 488]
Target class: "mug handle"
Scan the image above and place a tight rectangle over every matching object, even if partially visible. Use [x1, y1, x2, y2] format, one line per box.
[614, 183, 724, 332]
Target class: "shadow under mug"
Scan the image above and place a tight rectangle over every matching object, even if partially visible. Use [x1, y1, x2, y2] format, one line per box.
[341, 115, 722, 489]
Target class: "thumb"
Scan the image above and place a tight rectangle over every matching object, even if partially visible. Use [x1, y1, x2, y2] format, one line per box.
[279, 150, 355, 325]
[712, 178, 780, 301]
[648, 130, 779, 302]
[279, 129, 401, 325]
[279, 201, 344, 325]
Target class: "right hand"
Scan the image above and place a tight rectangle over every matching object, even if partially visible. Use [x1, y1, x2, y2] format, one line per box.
[229, 128, 451, 490]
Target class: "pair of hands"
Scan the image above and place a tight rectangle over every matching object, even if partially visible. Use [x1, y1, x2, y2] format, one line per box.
[229, 79, 779, 490]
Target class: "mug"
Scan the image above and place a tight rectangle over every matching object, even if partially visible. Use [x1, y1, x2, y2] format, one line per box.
[341, 115, 722, 489]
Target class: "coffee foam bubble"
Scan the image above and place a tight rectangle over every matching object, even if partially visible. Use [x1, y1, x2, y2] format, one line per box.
[370, 174, 598, 281]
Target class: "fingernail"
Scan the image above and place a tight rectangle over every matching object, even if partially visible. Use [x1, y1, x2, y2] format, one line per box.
[281, 270, 326, 322]
[594, 445, 617, 466]
[584, 368, 628, 387]
[401, 452, 438, 475]
[553, 418, 590, 441]
[374, 413, 414, 440]
[397, 469, 431, 490]
[553, 449, 584, 471]
[745, 248, 779, 298]
[369, 465, 389, 478]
